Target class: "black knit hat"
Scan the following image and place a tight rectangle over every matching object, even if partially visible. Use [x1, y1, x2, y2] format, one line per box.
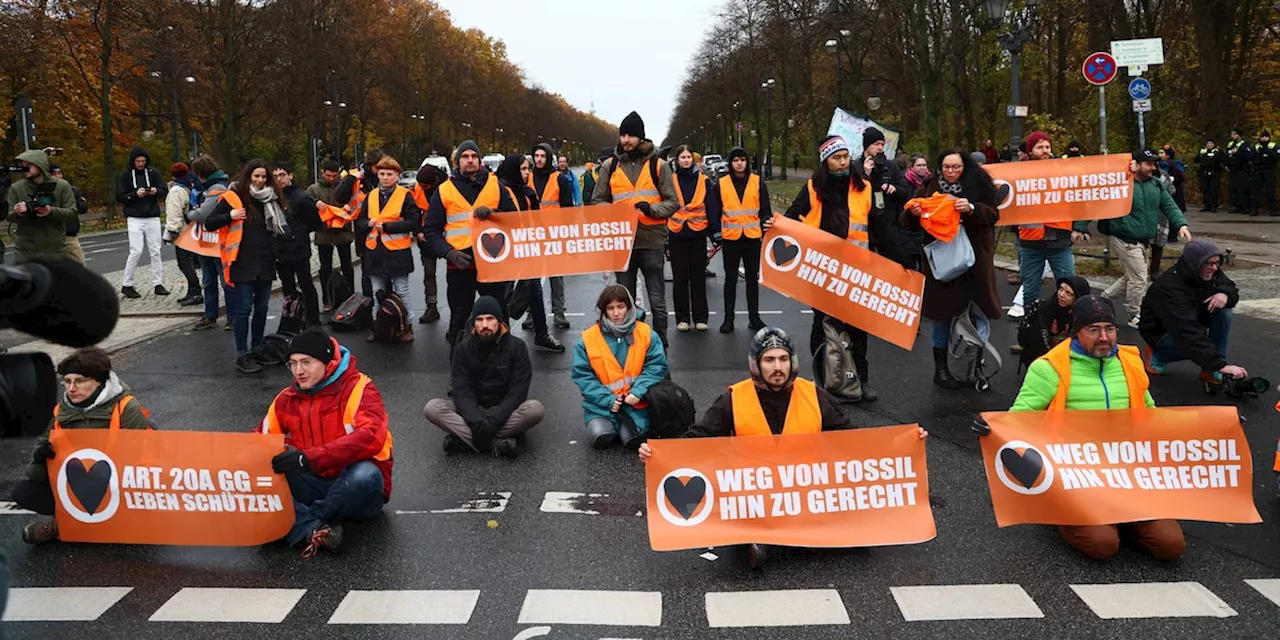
[1070, 295, 1116, 335]
[288, 329, 335, 363]
[619, 111, 645, 139]
[598, 147, 614, 162]
[57, 348, 112, 384]
[727, 146, 748, 162]
[470, 295, 505, 325]
[455, 140, 481, 165]
[862, 127, 885, 149]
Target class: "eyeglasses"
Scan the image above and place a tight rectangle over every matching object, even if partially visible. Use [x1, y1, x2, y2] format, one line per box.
[1205, 259, 1222, 268]
[941, 164, 963, 171]
[1080, 325, 1118, 337]
[62, 377, 94, 388]
[285, 358, 319, 371]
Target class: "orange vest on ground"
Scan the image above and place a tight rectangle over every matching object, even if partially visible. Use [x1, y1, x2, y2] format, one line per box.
[439, 174, 500, 250]
[719, 174, 762, 240]
[581, 322, 653, 409]
[668, 175, 708, 233]
[730, 378, 821, 437]
[217, 191, 246, 286]
[262, 373, 393, 463]
[1040, 340, 1149, 411]
[52, 394, 150, 431]
[1018, 220, 1072, 242]
[609, 159, 665, 226]
[801, 179, 872, 248]
[364, 186, 413, 251]
[528, 171, 563, 209]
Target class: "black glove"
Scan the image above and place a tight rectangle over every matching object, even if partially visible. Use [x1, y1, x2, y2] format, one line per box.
[971, 417, 990, 437]
[473, 205, 493, 220]
[271, 449, 311, 475]
[634, 201, 652, 216]
[711, 233, 723, 249]
[446, 249, 474, 268]
[33, 440, 55, 462]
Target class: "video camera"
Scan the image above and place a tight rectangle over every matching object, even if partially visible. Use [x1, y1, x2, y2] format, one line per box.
[1206, 375, 1272, 400]
[21, 181, 55, 211]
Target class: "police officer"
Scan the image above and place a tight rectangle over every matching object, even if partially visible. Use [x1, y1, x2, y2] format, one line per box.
[1195, 140, 1222, 212]
[1225, 128, 1253, 214]
[1252, 130, 1278, 217]
[1062, 140, 1084, 158]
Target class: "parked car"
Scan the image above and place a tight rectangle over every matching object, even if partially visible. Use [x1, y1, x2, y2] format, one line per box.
[397, 170, 418, 189]
[482, 154, 504, 172]
[702, 154, 727, 176]
[420, 155, 449, 174]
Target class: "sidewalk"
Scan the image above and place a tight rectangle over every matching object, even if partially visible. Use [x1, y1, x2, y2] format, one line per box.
[1181, 210, 1280, 267]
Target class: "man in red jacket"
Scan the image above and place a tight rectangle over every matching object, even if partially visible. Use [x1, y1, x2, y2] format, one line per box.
[259, 329, 393, 558]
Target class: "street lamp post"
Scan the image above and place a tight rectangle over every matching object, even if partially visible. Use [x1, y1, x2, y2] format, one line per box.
[733, 101, 742, 147]
[761, 78, 775, 179]
[986, 0, 1039, 159]
[823, 29, 850, 110]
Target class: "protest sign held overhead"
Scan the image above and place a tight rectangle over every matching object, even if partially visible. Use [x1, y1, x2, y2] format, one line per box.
[761, 216, 924, 350]
[827, 108, 900, 159]
[979, 407, 1261, 528]
[174, 221, 221, 258]
[48, 429, 295, 546]
[471, 203, 639, 283]
[984, 154, 1134, 227]
[645, 425, 935, 551]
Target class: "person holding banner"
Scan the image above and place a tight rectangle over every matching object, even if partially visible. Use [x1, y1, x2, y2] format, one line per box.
[668, 145, 717, 332]
[260, 330, 393, 558]
[188, 155, 232, 330]
[715, 146, 771, 333]
[527, 143, 576, 331]
[494, 153, 565, 353]
[572, 284, 669, 450]
[354, 155, 421, 340]
[411, 165, 445, 324]
[310, 160, 356, 313]
[904, 149, 1001, 389]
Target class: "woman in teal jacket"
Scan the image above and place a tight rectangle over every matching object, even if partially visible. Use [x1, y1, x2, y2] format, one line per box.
[572, 284, 668, 449]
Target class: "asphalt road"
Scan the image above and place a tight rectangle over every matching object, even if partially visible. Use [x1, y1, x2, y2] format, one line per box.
[3, 228, 177, 275]
[1, 259, 1279, 639]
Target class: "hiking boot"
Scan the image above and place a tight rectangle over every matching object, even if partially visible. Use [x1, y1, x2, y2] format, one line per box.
[419, 303, 441, 324]
[492, 437, 519, 459]
[121, 286, 141, 299]
[553, 313, 570, 329]
[933, 348, 961, 390]
[398, 326, 415, 343]
[22, 519, 58, 545]
[155, 285, 170, 296]
[443, 434, 468, 455]
[695, 322, 708, 331]
[858, 384, 879, 402]
[522, 317, 535, 331]
[719, 319, 734, 333]
[747, 315, 766, 331]
[235, 354, 263, 374]
[192, 317, 217, 331]
[676, 322, 690, 332]
[301, 523, 343, 559]
[534, 334, 565, 353]
[1142, 344, 1166, 375]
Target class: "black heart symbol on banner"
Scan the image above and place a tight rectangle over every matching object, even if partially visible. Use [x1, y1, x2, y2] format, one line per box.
[480, 233, 506, 259]
[1000, 447, 1045, 489]
[663, 476, 706, 520]
[770, 238, 799, 266]
[996, 183, 1012, 205]
[66, 458, 113, 515]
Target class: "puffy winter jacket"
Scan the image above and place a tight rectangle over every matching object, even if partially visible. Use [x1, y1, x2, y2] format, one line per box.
[1011, 339, 1156, 411]
[1098, 176, 1187, 244]
[571, 320, 668, 433]
[451, 311, 533, 450]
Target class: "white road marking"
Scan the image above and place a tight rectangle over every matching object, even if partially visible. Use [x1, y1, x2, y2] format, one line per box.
[1245, 578, 1280, 606]
[518, 589, 662, 627]
[327, 590, 479, 624]
[705, 589, 850, 627]
[891, 584, 1044, 621]
[149, 587, 307, 623]
[0, 500, 36, 515]
[512, 627, 552, 640]
[3, 587, 132, 621]
[395, 491, 511, 514]
[540, 491, 608, 514]
[1070, 582, 1237, 619]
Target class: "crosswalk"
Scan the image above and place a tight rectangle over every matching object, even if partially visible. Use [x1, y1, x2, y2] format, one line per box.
[5, 580, 1279, 627]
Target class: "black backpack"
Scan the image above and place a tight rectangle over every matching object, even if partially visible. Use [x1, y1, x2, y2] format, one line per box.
[330, 293, 373, 332]
[255, 333, 292, 367]
[812, 315, 862, 403]
[508, 280, 532, 321]
[644, 380, 696, 439]
[324, 271, 353, 309]
[370, 291, 409, 342]
[277, 292, 308, 336]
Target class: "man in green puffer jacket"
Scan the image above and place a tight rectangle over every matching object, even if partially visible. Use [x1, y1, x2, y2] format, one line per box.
[12, 348, 151, 546]
[3, 149, 79, 262]
[1008, 295, 1183, 563]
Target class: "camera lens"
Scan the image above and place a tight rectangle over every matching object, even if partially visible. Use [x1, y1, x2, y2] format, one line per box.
[1248, 377, 1270, 394]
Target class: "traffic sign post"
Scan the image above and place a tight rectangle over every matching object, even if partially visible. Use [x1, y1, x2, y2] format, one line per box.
[1083, 52, 1118, 154]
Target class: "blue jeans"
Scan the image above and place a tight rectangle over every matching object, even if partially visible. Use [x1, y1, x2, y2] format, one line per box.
[1019, 246, 1075, 307]
[285, 460, 386, 546]
[226, 278, 272, 354]
[932, 320, 951, 349]
[200, 256, 227, 320]
[1152, 308, 1232, 370]
[370, 274, 412, 322]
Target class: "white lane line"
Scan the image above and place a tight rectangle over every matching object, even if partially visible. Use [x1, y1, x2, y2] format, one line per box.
[1071, 582, 1237, 619]
[149, 587, 307, 623]
[662, 310, 789, 315]
[3, 587, 133, 621]
[705, 589, 850, 627]
[395, 491, 511, 514]
[891, 584, 1044, 621]
[518, 589, 662, 627]
[540, 491, 607, 515]
[80, 239, 130, 248]
[1245, 578, 1280, 606]
[328, 590, 480, 624]
[0, 501, 36, 515]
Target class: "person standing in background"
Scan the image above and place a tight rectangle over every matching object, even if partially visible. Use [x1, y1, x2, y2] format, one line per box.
[116, 147, 168, 298]
[49, 164, 87, 264]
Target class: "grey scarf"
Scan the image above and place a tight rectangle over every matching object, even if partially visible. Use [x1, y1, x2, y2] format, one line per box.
[249, 185, 287, 236]
[600, 307, 638, 343]
[938, 177, 964, 195]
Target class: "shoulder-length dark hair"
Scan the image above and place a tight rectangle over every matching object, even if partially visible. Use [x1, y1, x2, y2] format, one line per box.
[233, 159, 279, 224]
[935, 147, 996, 205]
[812, 152, 866, 193]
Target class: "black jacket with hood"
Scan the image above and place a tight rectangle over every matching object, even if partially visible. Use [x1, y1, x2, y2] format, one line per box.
[530, 143, 576, 208]
[423, 166, 517, 265]
[204, 185, 277, 284]
[450, 295, 533, 449]
[273, 184, 323, 263]
[1139, 240, 1239, 371]
[115, 147, 167, 218]
[784, 168, 907, 265]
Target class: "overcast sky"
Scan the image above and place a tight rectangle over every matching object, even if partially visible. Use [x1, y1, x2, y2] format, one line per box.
[437, 0, 722, 145]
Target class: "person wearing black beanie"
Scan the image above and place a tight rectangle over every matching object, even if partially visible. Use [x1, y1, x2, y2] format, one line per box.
[413, 165, 444, 324]
[713, 146, 771, 333]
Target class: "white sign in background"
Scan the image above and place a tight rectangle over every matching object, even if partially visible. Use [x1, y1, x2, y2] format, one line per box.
[1110, 38, 1165, 67]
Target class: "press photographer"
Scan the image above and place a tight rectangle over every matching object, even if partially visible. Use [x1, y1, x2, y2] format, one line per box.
[4, 149, 78, 262]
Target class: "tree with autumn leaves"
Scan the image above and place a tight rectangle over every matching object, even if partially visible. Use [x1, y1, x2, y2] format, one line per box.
[0, 0, 616, 213]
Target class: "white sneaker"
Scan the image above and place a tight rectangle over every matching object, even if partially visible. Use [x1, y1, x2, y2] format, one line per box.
[1127, 314, 1140, 329]
[676, 322, 690, 332]
[1006, 304, 1025, 319]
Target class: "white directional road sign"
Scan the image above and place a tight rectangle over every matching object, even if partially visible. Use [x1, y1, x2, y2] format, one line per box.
[1111, 38, 1164, 66]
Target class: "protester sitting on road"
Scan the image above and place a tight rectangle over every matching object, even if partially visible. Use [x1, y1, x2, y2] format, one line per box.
[904, 148, 1001, 390]
[424, 295, 544, 458]
[1016, 276, 1091, 367]
[1004, 295, 1181, 562]
[14, 348, 152, 545]
[1139, 239, 1247, 383]
[258, 329, 393, 558]
[573, 284, 669, 450]
[639, 327, 926, 568]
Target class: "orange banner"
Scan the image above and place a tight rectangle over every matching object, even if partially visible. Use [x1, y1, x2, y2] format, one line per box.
[761, 216, 924, 350]
[173, 221, 221, 258]
[471, 203, 640, 283]
[979, 407, 1261, 527]
[645, 425, 935, 551]
[984, 154, 1134, 226]
[47, 430, 295, 546]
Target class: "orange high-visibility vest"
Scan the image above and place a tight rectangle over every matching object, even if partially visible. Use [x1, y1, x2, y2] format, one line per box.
[528, 171, 563, 209]
[668, 175, 708, 233]
[1018, 220, 1073, 242]
[411, 183, 430, 210]
[800, 179, 872, 248]
[262, 373, 393, 463]
[439, 174, 500, 251]
[318, 202, 357, 229]
[364, 186, 413, 251]
[1040, 340, 1149, 411]
[217, 191, 246, 286]
[581, 321, 653, 409]
[345, 176, 367, 212]
[730, 378, 821, 436]
[53, 394, 151, 431]
[719, 174, 762, 240]
[609, 159, 665, 225]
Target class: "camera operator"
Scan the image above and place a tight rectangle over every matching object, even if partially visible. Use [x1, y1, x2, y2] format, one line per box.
[1139, 239, 1247, 383]
[3, 149, 78, 263]
[859, 128, 917, 268]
